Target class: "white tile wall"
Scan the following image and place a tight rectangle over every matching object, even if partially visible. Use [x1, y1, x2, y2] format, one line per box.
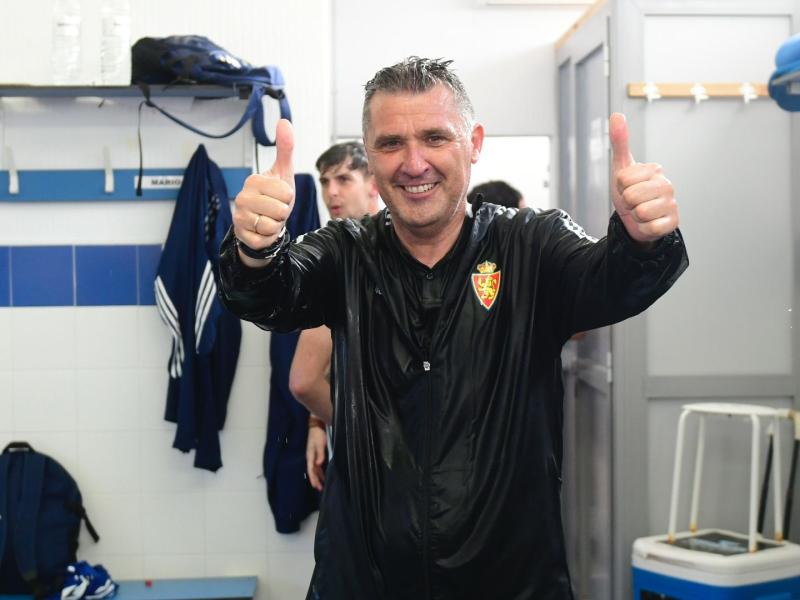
[205, 492, 270, 554]
[1, 310, 321, 600]
[78, 431, 141, 493]
[80, 493, 145, 556]
[12, 369, 77, 431]
[141, 554, 207, 579]
[11, 308, 76, 370]
[0, 370, 12, 432]
[0, 2, 333, 598]
[75, 308, 141, 369]
[76, 369, 141, 431]
[142, 493, 207, 554]
[0, 309, 12, 368]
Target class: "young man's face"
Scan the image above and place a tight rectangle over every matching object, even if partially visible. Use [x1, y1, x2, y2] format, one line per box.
[318, 161, 377, 219]
[364, 84, 483, 239]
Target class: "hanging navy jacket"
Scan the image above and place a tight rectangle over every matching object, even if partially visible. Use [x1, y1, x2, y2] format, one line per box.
[218, 203, 688, 599]
[264, 173, 322, 533]
[155, 144, 241, 472]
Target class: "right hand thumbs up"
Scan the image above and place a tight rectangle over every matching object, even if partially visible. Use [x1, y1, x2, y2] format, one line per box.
[233, 119, 296, 255]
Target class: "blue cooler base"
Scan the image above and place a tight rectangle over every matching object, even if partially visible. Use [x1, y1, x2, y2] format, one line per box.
[634, 566, 800, 599]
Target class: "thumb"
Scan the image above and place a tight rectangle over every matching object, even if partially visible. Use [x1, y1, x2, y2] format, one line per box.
[609, 112, 634, 172]
[269, 118, 295, 187]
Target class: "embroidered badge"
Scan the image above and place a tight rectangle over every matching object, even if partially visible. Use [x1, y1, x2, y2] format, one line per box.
[471, 260, 501, 310]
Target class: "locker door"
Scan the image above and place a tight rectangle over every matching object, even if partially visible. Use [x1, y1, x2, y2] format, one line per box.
[556, 5, 613, 599]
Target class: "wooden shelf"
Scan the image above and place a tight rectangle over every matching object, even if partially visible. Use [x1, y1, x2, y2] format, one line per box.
[628, 82, 768, 99]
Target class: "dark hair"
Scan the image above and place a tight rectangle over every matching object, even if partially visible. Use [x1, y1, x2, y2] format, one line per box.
[315, 141, 370, 177]
[468, 180, 523, 210]
[362, 56, 474, 136]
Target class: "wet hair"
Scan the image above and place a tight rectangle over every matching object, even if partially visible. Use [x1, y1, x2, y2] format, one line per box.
[468, 180, 523, 210]
[315, 141, 370, 177]
[362, 56, 475, 136]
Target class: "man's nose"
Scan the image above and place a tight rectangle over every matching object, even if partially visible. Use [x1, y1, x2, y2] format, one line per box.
[401, 144, 429, 177]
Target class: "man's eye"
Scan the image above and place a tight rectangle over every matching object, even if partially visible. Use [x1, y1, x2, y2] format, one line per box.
[428, 136, 446, 145]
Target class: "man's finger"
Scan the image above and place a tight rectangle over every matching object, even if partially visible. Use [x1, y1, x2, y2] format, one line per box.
[609, 112, 635, 172]
[270, 118, 295, 187]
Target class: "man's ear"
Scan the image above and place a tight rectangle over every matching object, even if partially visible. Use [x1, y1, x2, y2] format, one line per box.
[470, 123, 485, 164]
[368, 174, 379, 200]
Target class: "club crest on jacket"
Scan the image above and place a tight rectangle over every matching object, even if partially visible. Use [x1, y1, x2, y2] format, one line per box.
[471, 260, 501, 310]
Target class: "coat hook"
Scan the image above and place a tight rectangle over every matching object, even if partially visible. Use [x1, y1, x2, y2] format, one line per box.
[690, 83, 709, 104]
[643, 82, 661, 103]
[740, 82, 758, 104]
[103, 146, 114, 194]
[5, 147, 18, 195]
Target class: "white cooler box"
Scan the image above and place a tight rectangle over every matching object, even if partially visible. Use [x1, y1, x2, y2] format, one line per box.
[633, 529, 800, 599]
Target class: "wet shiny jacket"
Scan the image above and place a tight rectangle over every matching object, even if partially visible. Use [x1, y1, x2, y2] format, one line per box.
[218, 204, 688, 600]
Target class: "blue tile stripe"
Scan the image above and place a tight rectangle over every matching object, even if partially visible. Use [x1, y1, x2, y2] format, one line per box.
[0, 246, 10, 307]
[5, 244, 162, 307]
[0, 168, 250, 202]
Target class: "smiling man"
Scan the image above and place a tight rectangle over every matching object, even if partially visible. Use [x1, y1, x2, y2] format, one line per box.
[218, 57, 688, 599]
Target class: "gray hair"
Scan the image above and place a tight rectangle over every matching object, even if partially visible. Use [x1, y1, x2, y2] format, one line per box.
[362, 57, 475, 137]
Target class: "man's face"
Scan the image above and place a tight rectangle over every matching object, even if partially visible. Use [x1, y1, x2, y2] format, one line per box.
[318, 162, 376, 219]
[364, 85, 484, 238]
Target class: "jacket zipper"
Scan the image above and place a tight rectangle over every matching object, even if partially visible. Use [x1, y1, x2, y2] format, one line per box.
[422, 358, 432, 600]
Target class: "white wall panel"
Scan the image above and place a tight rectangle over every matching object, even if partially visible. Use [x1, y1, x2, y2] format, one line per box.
[643, 14, 794, 376]
[333, 0, 585, 138]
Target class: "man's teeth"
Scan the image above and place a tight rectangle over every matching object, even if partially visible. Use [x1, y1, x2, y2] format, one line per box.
[404, 183, 435, 193]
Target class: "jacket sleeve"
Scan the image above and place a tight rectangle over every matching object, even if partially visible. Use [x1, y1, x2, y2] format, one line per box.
[540, 209, 688, 345]
[217, 223, 343, 333]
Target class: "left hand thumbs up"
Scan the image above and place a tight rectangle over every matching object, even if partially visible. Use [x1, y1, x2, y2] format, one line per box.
[610, 112, 679, 243]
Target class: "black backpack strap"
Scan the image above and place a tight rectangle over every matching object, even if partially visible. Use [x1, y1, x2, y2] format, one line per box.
[64, 502, 100, 543]
[250, 85, 292, 146]
[136, 83, 289, 147]
[3, 441, 34, 453]
[139, 85, 273, 146]
[14, 451, 46, 584]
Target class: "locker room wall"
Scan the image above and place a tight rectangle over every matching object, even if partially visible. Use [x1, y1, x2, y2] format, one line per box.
[607, 1, 800, 597]
[0, 1, 331, 598]
[333, 0, 587, 139]
[639, 10, 796, 534]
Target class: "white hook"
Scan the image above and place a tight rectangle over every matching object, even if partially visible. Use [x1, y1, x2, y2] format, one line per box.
[103, 146, 114, 194]
[690, 83, 709, 104]
[643, 81, 661, 103]
[5, 146, 18, 195]
[740, 82, 758, 104]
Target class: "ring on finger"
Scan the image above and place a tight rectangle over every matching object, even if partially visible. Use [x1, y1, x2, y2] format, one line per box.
[253, 213, 262, 233]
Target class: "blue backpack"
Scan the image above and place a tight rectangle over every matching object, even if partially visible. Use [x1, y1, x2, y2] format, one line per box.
[0, 442, 99, 598]
[131, 35, 292, 146]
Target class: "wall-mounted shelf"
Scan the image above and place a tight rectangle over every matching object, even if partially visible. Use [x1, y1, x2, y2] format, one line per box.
[0, 84, 252, 99]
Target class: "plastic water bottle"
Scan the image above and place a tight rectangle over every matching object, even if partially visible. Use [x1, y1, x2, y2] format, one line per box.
[100, 0, 131, 85]
[51, 0, 82, 85]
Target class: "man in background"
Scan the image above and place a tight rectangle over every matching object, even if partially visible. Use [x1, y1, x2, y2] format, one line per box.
[288, 141, 379, 491]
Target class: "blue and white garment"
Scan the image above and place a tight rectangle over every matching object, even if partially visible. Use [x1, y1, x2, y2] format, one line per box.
[264, 174, 322, 533]
[155, 144, 241, 472]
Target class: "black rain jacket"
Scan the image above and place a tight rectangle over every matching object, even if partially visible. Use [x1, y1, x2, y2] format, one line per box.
[218, 203, 688, 600]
